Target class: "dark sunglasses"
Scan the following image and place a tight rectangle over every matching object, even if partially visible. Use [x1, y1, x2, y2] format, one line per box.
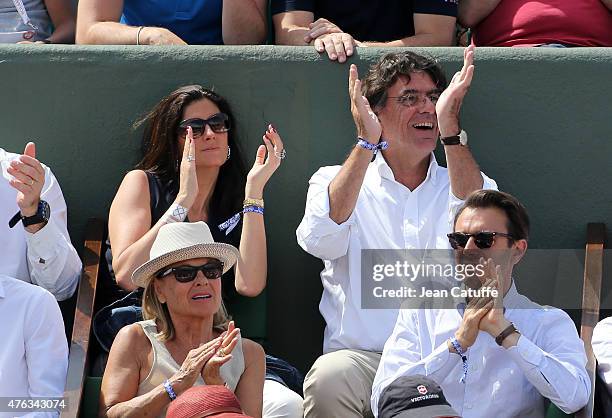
[447, 231, 514, 250]
[156, 261, 224, 282]
[178, 113, 230, 136]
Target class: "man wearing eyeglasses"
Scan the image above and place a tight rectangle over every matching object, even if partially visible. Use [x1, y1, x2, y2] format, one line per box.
[296, 47, 496, 417]
[371, 190, 590, 417]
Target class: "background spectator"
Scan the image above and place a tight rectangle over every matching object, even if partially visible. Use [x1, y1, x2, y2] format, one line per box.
[99, 85, 302, 417]
[0, 0, 75, 43]
[0, 143, 81, 301]
[458, 0, 612, 47]
[272, 0, 457, 63]
[0, 274, 68, 418]
[100, 222, 265, 418]
[76, 0, 267, 45]
[593, 317, 612, 416]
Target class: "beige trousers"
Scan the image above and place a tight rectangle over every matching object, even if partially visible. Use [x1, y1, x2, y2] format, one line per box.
[303, 349, 381, 418]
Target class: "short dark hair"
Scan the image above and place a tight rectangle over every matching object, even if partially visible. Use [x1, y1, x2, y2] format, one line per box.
[362, 51, 447, 112]
[134, 85, 246, 222]
[454, 190, 530, 242]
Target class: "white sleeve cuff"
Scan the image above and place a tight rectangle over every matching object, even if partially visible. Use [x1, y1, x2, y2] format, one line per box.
[24, 218, 62, 263]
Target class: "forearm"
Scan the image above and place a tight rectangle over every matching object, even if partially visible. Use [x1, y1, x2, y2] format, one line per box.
[77, 21, 142, 44]
[328, 146, 372, 224]
[47, 21, 75, 43]
[235, 203, 267, 296]
[505, 336, 590, 413]
[222, 0, 266, 44]
[105, 385, 170, 418]
[26, 218, 81, 301]
[362, 32, 453, 47]
[275, 25, 310, 45]
[458, 0, 502, 28]
[444, 145, 483, 199]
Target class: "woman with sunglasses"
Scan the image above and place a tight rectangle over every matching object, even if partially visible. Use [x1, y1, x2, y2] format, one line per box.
[100, 221, 265, 418]
[104, 85, 303, 417]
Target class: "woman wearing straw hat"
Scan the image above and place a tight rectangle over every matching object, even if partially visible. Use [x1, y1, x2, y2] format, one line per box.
[100, 221, 265, 418]
[99, 85, 303, 417]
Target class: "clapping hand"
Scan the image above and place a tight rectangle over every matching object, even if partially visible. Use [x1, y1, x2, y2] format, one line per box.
[436, 45, 475, 137]
[201, 321, 241, 386]
[349, 65, 382, 143]
[245, 124, 285, 198]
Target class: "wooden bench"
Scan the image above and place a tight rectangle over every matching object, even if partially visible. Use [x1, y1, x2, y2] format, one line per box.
[61, 218, 105, 418]
[575, 223, 606, 418]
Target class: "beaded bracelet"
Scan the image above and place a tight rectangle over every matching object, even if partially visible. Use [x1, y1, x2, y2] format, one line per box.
[243, 198, 264, 209]
[163, 379, 177, 401]
[450, 337, 469, 384]
[218, 205, 264, 235]
[357, 137, 389, 155]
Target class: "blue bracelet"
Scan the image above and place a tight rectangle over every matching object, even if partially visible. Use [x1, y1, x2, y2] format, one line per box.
[218, 205, 264, 235]
[450, 337, 469, 384]
[357, 137, 389, 155]
[163, 379, 177, 401]
[243, 205, 264, 215]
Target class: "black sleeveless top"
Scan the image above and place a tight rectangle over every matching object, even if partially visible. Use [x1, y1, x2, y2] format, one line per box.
[101, 171, 242, 305]
[145, 172, 241, 301]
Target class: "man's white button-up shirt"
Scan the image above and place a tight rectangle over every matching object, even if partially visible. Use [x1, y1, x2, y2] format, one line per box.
[0, 275, 68, 418]
[0, 148, 81, 301]
[296, 152, 497, 353]
[371, 283, 591, 417]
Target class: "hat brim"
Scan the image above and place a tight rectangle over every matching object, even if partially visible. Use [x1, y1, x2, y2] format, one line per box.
[131, 243, 240, 288]
[393, 404, 460, 418]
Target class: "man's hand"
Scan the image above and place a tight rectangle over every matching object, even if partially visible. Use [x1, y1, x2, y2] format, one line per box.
[7, 142, 45, 218]
[140, 27, 187, 45]
[453, 281, 494, 351]
[349, 64, 382, 142]
[304, 18, 342, 43]
[436, 45, 475, 137]
[478, 259, 512, 337]
[314, 32, 358, 63]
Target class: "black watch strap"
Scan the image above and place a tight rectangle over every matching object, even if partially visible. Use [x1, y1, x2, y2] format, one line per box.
[440, 135, 461, 145]
[8, 200, 50, 228]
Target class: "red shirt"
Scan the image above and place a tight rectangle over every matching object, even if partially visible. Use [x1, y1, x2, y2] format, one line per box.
[472, 0, 612, 47]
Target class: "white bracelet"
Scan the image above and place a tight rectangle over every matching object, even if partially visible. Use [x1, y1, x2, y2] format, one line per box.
[161, 203, 188, 224]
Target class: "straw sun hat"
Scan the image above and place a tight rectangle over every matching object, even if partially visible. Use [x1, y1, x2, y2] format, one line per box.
[131, 221, 240, 288]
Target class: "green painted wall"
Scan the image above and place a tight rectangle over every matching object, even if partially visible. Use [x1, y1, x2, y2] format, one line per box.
[1, 45, 610, 372]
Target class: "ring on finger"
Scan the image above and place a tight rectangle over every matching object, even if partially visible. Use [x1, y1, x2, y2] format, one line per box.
[274, 149, 286, 160]
[186, 154, 195, 162]
[29, 178, 34, 186]
[218, 348, 226, 357]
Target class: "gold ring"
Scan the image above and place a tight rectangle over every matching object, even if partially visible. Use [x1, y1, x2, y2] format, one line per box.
[29, 179, 34, 186]
[218, 348, 226, 357]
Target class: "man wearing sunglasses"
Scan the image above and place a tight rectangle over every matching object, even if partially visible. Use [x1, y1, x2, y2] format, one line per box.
[296, 47, 497, 417]
[372, 190, 590, 417]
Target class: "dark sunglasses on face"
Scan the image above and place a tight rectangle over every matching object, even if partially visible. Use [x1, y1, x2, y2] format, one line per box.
[447, 231, 514, 250]
[178, 113, 230, 136]
[156, 261, 224, 282]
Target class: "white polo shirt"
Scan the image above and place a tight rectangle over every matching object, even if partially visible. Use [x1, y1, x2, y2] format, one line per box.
[296, 153, 497, 353]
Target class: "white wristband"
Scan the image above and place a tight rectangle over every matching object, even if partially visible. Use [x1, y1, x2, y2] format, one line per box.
[161, 203, 188, 224]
